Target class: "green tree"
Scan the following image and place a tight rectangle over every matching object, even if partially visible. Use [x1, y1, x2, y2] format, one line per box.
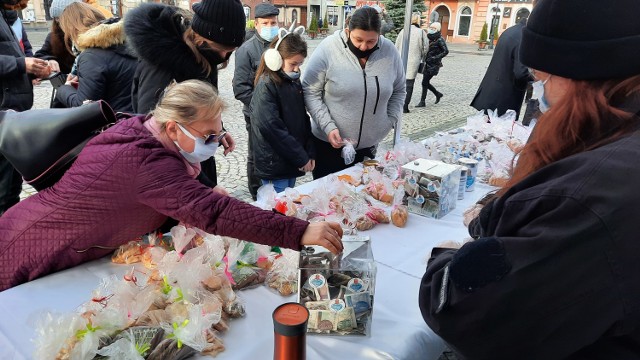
[383, 0, 427, 43]
[323, 13, 329, 29]
[479, 22, 488, 42]
[309, 13, 319, 33]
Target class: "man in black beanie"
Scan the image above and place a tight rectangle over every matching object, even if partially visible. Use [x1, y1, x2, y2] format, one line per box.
[232, 3, 280, 200]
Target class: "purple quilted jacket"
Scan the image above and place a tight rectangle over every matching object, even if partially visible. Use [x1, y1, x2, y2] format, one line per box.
[0, 116, 309, 291]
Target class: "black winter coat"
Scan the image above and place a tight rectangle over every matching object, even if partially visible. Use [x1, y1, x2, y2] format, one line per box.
[424, 32, 448, 77]
[125, 3, 219, 187]
[233, 33, 271, 117]
[125, 3, 218, 114]
[420, 109, 640, 359]
[250, 74, 315, 179]
[55, 20, 137, 112]
[470, 22, 531, 120]
[0, 10, 32, 112]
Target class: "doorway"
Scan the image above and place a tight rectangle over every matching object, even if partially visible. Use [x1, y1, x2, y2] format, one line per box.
[433, 6, 450, 40]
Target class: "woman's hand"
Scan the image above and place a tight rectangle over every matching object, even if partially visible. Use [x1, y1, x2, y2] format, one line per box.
[300, 222, 344, 254]
[328, 129, 343, 149]
[300, 159, 315, 172]
[220, 132, 236, 155]
[47, 60, 61, 73]
[65, 74, 79, 88]
[212, 185, 229, 196]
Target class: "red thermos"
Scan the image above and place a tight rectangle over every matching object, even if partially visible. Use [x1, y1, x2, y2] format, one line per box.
[273, 302, 309, 360]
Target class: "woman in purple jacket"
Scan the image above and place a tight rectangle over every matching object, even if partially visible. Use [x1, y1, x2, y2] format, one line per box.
[0, 80, 343, 291]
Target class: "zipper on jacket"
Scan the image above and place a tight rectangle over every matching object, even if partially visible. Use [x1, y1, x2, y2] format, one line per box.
[373, 76, 380, 115]
[356, 70, 368, 148]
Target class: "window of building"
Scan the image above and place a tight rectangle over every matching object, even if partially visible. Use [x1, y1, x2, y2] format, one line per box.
[457, 6, 472, 36]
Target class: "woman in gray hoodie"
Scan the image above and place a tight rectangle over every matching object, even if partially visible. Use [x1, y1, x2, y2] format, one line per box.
[302, 7, 405, 179]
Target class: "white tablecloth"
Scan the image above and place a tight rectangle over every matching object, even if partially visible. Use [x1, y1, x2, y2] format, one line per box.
[0, 178, 493, 360]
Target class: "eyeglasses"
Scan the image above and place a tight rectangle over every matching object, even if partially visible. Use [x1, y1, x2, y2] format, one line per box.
[179, 123, 227, 145]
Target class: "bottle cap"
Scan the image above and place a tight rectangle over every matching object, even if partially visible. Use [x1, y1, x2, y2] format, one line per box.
[273, 303, 309, 337]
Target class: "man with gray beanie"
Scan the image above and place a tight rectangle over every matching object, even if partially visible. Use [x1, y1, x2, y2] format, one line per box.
[420, 0, 640, 359]
[232, 3, 279, 200]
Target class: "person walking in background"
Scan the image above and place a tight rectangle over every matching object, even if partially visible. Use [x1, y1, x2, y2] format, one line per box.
[470, 16, 531, 120]
[416, 22, 447, 107]
[232, 3, 279, 200]
[125, 0, 245, 189]
[251, 28, 315, 193]
[55, 2, 137, 112]
[420, 0, 640, 357]
[395, 13, 427, 113]
[302, 7, 405, 179]
[1, 0, 51, 215]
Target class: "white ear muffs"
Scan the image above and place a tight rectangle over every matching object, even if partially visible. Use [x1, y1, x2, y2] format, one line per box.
[264, 26, 306, 71]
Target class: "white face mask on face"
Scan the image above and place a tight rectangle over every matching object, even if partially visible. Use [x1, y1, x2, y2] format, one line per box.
[531, 75, 552, 113]
[174, 123, 219, 163]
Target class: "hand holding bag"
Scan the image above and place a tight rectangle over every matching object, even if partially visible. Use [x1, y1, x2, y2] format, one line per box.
[0, 101, 116, 191]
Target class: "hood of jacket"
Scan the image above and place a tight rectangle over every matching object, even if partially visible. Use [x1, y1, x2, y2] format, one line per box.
[124, 3, 207, 79]
[76, 18, 134, 58]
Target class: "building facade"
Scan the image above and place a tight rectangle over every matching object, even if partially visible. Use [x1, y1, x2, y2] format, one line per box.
[425, 0, 533, 44]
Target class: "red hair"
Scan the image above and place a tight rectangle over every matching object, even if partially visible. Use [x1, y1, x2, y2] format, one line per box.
[499, 74, 640, 196]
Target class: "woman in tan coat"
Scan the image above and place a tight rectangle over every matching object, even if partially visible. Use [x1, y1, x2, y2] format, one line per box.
[395, 13, 427, 113]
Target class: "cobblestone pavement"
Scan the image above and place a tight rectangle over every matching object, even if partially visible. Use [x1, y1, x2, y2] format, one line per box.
[22, 29, 493, 203]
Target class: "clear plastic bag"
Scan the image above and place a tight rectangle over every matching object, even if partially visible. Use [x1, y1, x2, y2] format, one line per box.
[265, 249, 299, 296]
[341, 139, 356, 165]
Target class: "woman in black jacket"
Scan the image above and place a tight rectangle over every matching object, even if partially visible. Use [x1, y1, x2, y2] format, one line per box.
[55, 2, 137, 112]
[420, 0, 640, 358]
[416, 22, 448, 107]
[125, 0, 245, 188]
[250, 30, 315, 193]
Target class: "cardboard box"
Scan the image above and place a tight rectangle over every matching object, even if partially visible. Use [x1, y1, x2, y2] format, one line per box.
[401, 158, 461, 219]
[298, 238, 376, 336]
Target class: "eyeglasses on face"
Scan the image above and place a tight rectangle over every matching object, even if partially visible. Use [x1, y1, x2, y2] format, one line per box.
[180, 123, 227, 145]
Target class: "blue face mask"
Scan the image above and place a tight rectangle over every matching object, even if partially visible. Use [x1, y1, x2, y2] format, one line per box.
[260, 26, 279, 42]
[174, 123, 219, 163]
[285, 71, 300, 80]
[532, 75, 551, 113]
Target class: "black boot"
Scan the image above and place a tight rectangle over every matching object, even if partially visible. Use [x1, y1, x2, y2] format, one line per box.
[404, 80, 414, 113]
[435, 91, 443, 104]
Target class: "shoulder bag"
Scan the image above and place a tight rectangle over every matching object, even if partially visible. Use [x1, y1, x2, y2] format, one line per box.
[0, 101, 117, 190]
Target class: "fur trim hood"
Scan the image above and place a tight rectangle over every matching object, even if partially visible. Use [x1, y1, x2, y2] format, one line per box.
[76, 18, 134, 58]
[124, 3, 207, 79]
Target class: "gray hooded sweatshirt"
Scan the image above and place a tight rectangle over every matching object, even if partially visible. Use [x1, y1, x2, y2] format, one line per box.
[302, 30, 406, 150]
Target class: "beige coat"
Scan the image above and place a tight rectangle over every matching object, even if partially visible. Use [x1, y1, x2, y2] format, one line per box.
[395, 25, 428, 80]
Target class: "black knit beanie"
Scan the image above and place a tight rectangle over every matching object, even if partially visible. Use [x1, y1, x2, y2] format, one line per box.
[191, 0, 246, 47]
[521, 0, 640, 80]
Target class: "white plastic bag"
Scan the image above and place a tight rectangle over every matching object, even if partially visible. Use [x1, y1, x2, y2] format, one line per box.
[341, 140, 356, 165]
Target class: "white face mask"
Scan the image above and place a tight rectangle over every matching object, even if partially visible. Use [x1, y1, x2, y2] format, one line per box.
[174, 123, 219, 163]
[285, 71, 300, 80]
[427, 28, 437, 34]
[531, 75, 552, 113]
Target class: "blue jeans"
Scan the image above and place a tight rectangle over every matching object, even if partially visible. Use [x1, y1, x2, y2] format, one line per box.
[261, 178, 296, 193]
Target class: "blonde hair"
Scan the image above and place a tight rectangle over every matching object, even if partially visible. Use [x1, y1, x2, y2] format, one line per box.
[411, 14, 421, 26]
[58, 2, 105, 54]
[151, 80, 224, 130]
[184, 28, 215, 76]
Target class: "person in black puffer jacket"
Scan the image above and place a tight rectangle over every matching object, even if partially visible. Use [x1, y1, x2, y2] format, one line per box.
[55, 2, 137, 112]
[250, 31, 315, 193]
[416, 21, 448, 107]
[125, 0, 246, 189]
